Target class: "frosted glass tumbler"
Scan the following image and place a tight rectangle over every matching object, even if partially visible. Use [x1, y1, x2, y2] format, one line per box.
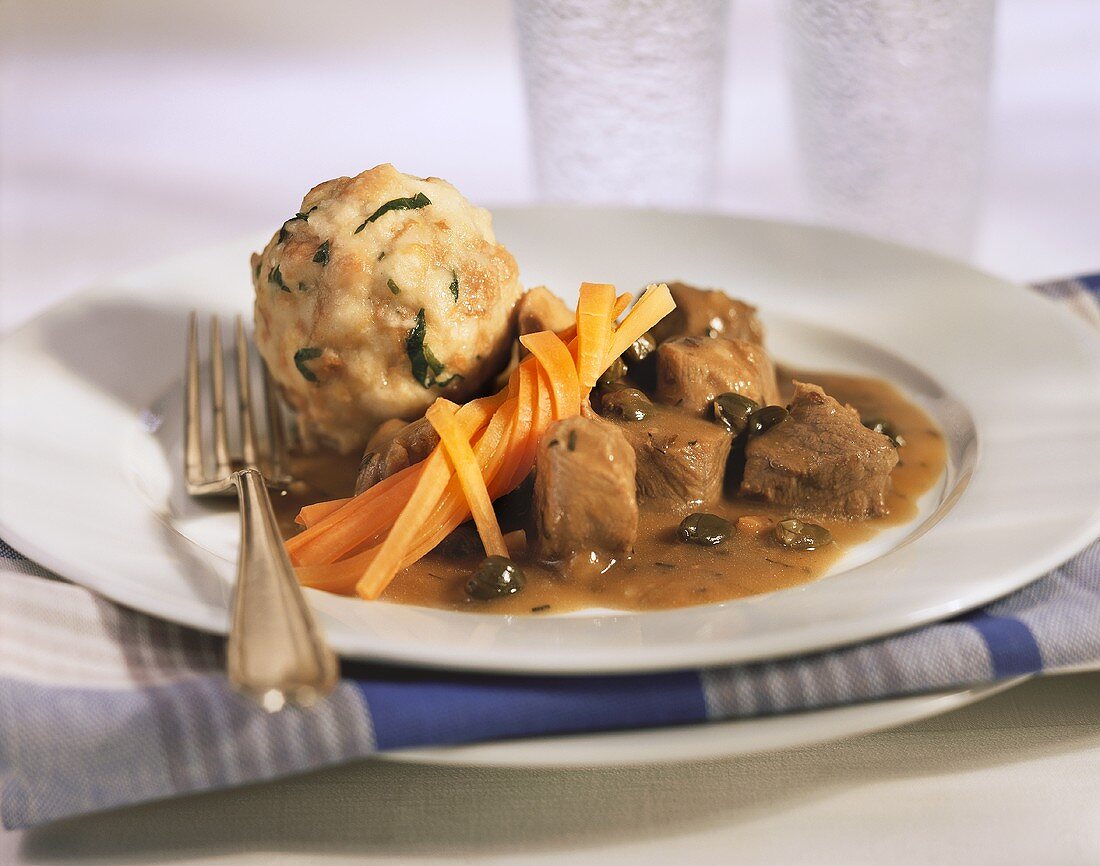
[786, 0, 996, 257]
[515, 0, 728, 207]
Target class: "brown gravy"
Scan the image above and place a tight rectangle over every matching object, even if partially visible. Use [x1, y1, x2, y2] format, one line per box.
[274, 369, 946, 614]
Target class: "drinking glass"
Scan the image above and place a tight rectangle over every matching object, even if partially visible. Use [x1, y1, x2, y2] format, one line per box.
[514, 0, 729, 208]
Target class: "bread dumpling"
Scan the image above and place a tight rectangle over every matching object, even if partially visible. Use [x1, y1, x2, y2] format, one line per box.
[252, 163, 523, 453]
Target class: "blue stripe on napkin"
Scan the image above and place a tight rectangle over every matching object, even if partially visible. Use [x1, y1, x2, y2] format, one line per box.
[960, 612, 1044, 677]
[354, 669, 707, 750]
[1079, 272, 1100, 295]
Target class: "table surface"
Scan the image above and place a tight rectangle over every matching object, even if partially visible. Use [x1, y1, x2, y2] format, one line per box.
[2, 0, 1098, 862]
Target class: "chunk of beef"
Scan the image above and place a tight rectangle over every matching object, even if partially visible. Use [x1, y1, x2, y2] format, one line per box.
[655, 336, 780, 416]
[533, 416, 637, 565]
[740, 381, 899, 519]
[651, 282, 765, 345]
[517, 286, 574, 337]
[603, 399, 734, 514]
[354, 416, 440, 494]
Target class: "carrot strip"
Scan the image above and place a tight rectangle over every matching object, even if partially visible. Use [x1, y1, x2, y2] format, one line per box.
[355, 450, 456, 598]
[499, 363, 553, 493]
[496, 364, 537, 493]
[296, 497, 352, 528]
[287, 459, 415, 557]
[365, 398, 516, 589]
[519, 331, 581, 418]
[604, 282, 675, 368]
[612, 292, 632, 318]
[427, 399, 508, 558]
[288, 394, 504, 565]
[397, 402, 517, 571]
[296, 546, 377, 595]
[489, 413, 525, 498]
[575, 282, 617, 391]
[513, 360, 536, 432]
[355, 394, 509, 599]
[287, 469, 418, 564]
[527, 363, 554, 449]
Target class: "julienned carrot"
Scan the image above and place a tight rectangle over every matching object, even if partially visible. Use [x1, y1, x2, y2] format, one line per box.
[296, 546, 375, 594]
[305, 453, 510, 592]
[555, 325, 578, 344]
[512, 360, 536, 432]
[604, 283, 674, 368]
[358, 398, 517, 597]
[287, 468, 419, 564]
[296, 497, 351, 527]
[395, 402, 518, 573]
[507, 362, 545, 491]
[560, 288, 627, 343]
[535, 362, 555, 432]
[519, 331, 581, 418]
[359, 397, 513, 596]
[494, 365, 536, 495]
[353, 447, 461, 598]
[289, 280, 678, 602]
[286, 462, 414, 558]
[576, 282, 617, 391]
[427, 398, 508, 559]
[288, 394, 505, 565]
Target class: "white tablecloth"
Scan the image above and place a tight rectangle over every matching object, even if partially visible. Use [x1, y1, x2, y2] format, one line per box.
[2, 0, 1098, 862]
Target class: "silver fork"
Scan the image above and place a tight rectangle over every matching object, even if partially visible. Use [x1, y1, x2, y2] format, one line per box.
[186, 312, 338, 711]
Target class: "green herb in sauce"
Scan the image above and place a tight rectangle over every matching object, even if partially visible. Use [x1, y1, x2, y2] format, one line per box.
[449, 271, 459, 302]
[387, 278, 401, 295]
[312, 240, 330, 266]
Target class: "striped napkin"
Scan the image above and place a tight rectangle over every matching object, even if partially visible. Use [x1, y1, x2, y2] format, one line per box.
[1, 275, 1098, 830]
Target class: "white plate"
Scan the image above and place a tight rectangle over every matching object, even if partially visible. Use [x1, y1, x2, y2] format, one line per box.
[1, 209, 1098, 674]
[385, 680, 1022, 767]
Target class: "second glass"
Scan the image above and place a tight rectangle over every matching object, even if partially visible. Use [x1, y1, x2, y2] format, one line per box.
[785, 0, 997, 257]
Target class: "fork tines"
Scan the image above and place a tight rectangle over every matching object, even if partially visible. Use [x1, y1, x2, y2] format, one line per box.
[185, 312, 290, 495]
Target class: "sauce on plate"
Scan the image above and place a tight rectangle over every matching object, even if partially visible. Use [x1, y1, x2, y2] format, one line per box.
[274, 369, 946, 614]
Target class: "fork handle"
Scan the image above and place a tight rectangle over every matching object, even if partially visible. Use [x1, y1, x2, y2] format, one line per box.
[226, 467, 339, 711]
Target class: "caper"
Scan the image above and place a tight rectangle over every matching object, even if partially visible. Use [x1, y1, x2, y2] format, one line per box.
[466, 555, 526, 600]
[747, 405, 790, 436]
[601, 387, 651, 422]
[713, 392, 759, 435]
[597, 356, 628, 388]
[678, 512, 733, 546]
[624, 331, 658, 364]
[773, 518, 833, 551]
[863, 417, 905, 448]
